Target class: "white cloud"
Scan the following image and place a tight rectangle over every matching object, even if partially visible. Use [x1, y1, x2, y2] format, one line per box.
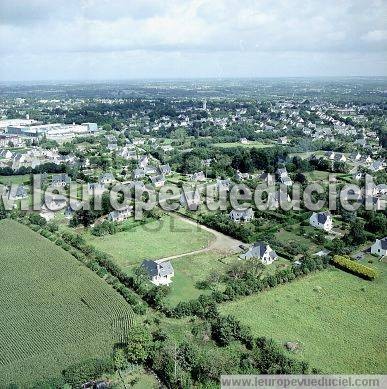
[0, 0, 386, 79]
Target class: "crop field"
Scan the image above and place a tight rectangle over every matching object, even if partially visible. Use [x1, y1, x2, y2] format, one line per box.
[86, 215, 213, 269]
[220, 264, 387, 373]
[0, 219, 134, 386]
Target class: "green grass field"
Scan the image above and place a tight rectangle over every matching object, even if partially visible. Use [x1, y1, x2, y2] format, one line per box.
[165, 251, 239, 306]
[86, 215, 213, 269]
[0, 219, 134, 386]
[220, 264, 387, 373]
[0, 174, 31, 186]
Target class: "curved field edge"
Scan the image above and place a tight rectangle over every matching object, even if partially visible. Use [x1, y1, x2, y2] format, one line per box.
[220, 266, 387, 374]
[0, 219, 134, 387]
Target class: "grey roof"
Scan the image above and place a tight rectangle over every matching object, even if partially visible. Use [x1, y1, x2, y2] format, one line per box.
[99, 172, 114, 181]
[9, 185, 27, 198]
[380, 237, 387, 250]
[52, 173, 70, 184]
[141, 260, 174, 277]
[151, 174, 165, 184]
[229, 208, 254, 220]
[317, 212, 330, 224]
[159, 164, 171, 174]
[252, 241, 269, 257]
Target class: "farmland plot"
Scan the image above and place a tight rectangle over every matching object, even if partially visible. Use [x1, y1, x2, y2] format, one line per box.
[0, 219, 134, 387]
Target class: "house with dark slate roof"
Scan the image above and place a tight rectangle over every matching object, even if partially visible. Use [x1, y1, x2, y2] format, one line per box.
[240, 242, 278, 265]
[370, 237, 387, 256]
[141, 259, 174, 286]
[108, 205, 133, 222]
[99, 172, 115, 184]
[309, 211, 333, 231]
[8, 184, 27, 200]
[229, 208, 254, 223]
[159, 164, 172, 175]
[52, 173, 71, 187]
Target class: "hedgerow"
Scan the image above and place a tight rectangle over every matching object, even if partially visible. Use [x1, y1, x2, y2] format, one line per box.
[332, 255, 378, 280]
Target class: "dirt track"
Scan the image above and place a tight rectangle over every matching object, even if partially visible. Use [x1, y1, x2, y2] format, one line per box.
[156, 214, 243, 263]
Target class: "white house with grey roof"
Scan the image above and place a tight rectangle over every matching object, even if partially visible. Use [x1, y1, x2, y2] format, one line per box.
[99, 172, 115, 185]
[159, 164, 172, 175]
[52, 173, 71, 187]
[7, 184, 27, 200]
[150, 174, 165, 188]
[108, 205, 133, 222]
[240, 242, 278, 265]
[309, 212, 333, 232]
[229, 208, 254, 223]
[141, 260, 174, 286]
[276, 168, 293, 186]
[370, 237, 387, 257]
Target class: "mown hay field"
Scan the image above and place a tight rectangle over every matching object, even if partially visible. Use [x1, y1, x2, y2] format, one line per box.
[220, 265, 387, 373]
[85, 215, 213, 269]
[0, 219, 134, 387]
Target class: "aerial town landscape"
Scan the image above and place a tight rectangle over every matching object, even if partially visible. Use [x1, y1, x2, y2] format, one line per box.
[0, 1, 386, 389]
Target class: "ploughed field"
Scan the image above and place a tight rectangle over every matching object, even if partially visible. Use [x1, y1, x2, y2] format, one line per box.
[0, 219, 134, 386]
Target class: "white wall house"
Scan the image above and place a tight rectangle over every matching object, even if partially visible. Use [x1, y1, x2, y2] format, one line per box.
[240, 242, 278, 265]
[108, 206, 133, 222]
[370, 237, 387, 256]
[309, 212, 333, 232]
[141, 260, 174, 286]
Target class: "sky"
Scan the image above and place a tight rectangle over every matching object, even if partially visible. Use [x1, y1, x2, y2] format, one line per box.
[0, 0, 386, 81]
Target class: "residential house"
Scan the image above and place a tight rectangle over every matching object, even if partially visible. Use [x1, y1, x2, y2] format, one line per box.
[159, 164, 172, 176]
[7, 184, 27, 200]
[240, 242, 278, 265]
[138, 155, 149, 168]
[52, 173, 71, 187]
[99, 173, 115, 185]
[276, 168, 293, 186]
[370, 237, 387, 256]
[370, 160, 384, 172]
[145, 166, 158, 175]
[235, 170, 250, 181]
[150, 175, 165, 188]
[88, 183, 105, 196]
[133, 168, 145, 179]
[0, 149, 13, 159]
[108, 205, 133, 222]
[349, 152, 362, 162]
[309, 211, 333, 231]
[190, 171, 206, 182]
[259, 172, 275, 185]
[217, 178, 231, 191]
[44, 195, 67, 211]
[229, 208, 254, 223]
[334, 153, 347, 162]
[141, 259, 174, 286]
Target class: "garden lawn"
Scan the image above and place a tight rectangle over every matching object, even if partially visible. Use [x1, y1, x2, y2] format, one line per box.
[165, 251, 239, 306]
[220, 264, 387, 373]
[86, 215, 213, 269]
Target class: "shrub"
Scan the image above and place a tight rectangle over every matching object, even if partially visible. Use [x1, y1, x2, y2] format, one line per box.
[332, 255, 378, 280]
